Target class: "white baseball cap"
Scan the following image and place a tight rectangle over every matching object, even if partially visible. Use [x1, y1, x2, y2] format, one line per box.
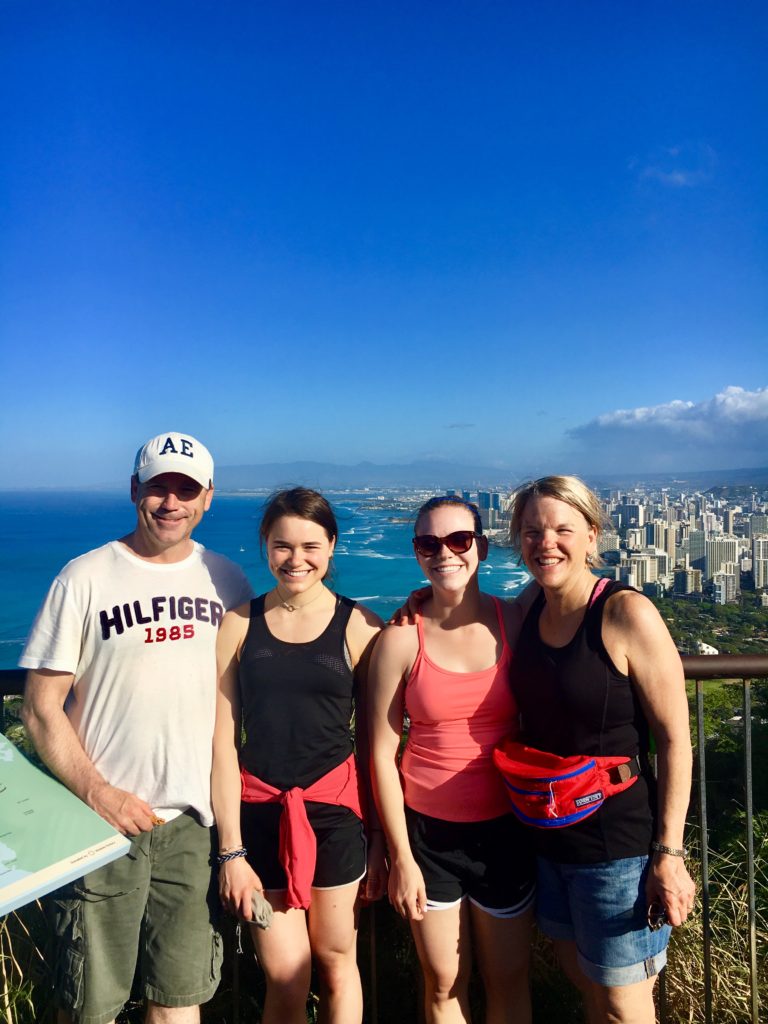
[133, 432, 214, 489]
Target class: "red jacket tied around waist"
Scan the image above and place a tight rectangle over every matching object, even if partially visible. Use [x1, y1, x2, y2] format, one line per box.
[240, 753, 363, 909]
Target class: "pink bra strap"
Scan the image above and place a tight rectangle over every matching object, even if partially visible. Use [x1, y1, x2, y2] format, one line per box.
[589, 577, 610, 606]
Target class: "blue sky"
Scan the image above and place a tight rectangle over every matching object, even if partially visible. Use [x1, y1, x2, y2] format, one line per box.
[1, 1, 766, 488]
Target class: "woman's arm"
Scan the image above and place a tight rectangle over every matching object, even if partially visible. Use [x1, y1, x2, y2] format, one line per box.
[368, 624, 427, 921]
[604, 591, 696, 926]
[346, 604, 387, 901]
[212, 604, 263, 920]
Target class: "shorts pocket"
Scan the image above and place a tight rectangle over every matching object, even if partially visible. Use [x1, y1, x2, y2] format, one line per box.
[50, 897, 85, 1013]
[210, 927, 224, 984]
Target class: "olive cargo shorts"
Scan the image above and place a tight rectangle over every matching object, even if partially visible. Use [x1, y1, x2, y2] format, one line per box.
[49, 811, 222, 1024]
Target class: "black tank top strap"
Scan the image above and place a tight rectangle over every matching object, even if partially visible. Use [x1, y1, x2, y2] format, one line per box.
[243, 594, 268, 649]
[326, 595, 356, 649]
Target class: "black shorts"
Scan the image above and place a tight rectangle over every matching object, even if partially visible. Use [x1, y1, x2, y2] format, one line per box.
[405, 806, 536, 916]
[241, 800, 366, 891]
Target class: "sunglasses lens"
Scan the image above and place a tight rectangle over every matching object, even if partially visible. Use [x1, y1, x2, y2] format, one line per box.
[444, 531, 475, 554]
[413, 536, 440, 557]
[647, 903, 667, 931]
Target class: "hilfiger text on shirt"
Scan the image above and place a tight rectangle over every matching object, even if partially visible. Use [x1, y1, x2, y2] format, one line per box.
[99, 594, 225, 641]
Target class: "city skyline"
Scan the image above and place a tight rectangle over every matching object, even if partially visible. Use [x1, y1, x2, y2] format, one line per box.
[1, 3, 766, 488]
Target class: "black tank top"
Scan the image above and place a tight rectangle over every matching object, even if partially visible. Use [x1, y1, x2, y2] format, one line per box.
[238, 594, 357, 791]
[510, 580, 655, 863]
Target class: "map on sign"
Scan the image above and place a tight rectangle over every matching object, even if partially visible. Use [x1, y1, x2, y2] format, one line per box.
[0, 734, 130, 916]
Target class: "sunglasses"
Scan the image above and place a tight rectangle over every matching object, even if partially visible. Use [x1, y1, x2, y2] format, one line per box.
[647, 902, 669, 932]
[412, 531, 480, 558]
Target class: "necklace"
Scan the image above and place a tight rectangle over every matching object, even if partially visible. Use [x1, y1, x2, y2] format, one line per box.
[273, 583, 327, 613]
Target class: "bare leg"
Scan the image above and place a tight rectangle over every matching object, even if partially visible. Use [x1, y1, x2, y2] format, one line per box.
[308, 882, 362, 1024]
[145, 1005, 200, 1023]
[251, 892, 312, 1024]
[553, 939, 658, 1024]
[471, 903, 533, 1024]
[411, 901, 472, 1024]
[59, 999, 201, 1022]
[553, 939, 593, 999]
[588, 977, 658, 1024]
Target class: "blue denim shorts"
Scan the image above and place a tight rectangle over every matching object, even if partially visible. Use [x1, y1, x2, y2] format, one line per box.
[536, 855, 672, 987]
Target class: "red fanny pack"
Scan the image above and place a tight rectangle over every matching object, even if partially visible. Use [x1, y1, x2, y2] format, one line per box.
[492, 739, 640, 828]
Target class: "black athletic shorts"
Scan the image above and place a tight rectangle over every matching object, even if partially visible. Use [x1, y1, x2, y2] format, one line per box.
[405, 806, 536, 916]
[240, 800, 366, 891]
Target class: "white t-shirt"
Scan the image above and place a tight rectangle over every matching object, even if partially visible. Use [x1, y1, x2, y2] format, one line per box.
[20, 540, 253, 826]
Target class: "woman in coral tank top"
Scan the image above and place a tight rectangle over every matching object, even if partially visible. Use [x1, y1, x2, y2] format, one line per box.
[369, 495, 535, 1024]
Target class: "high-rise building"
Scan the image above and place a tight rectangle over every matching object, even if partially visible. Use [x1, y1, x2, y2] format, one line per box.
[688, 530, 706, 571]
[619, 502, 645, 528]
[626, 528, 644, 551]
[674, 569, 702, 595]
[645, 522, 665, 548]
[702, 512, 719, 536]
[629, 555, 656, 586]
[598, 532, 621, 555]
[753, 537, 768, 589]
[750, 514, 768, 538]
[712, 572, 738, 605]
[705, 536, 740, 579]
[664, 525, 677, 566]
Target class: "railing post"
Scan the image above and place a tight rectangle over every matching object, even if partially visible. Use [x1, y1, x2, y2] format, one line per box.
[742, 679, 759, 1024]
[696, 679, 712, 1024]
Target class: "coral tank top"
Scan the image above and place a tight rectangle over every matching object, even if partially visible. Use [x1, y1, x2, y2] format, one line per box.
[401, 597, 518, 822]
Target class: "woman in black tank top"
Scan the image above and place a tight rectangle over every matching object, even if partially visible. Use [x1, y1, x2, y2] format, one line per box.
[211, 488, 385, 1024]
[509, 476, 695, 1024]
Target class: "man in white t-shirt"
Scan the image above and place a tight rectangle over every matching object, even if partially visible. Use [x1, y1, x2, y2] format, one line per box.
[21, 432, 253, 1024]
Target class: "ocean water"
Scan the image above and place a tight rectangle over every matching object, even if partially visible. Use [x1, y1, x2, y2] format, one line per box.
[0, 491, 531, 670]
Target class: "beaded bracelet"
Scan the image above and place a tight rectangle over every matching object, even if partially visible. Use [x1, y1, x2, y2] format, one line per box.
[650, 840, 687, 858]
[217, 847, 248, 865]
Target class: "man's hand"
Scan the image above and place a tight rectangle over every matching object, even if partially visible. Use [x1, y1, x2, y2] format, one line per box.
[87, 780, 156, 835]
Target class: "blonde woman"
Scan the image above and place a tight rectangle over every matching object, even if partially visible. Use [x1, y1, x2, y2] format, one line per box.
[504, 476, 695, 1024]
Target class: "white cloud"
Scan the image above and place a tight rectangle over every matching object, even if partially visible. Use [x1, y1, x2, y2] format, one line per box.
[635, 142, 716, 188]
[568, 386, 768, 471]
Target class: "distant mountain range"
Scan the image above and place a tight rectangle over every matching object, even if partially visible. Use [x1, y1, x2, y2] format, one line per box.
[214, 460, 768, 492]
[7, 461, 767, 494]
[215, 459, 516, 490]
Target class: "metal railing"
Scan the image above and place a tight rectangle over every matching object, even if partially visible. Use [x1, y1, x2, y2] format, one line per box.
[2, 656, 766, 1024]
[671, 655, 766, 1024]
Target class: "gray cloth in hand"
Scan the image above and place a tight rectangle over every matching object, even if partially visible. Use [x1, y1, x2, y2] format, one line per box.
[251, 890, 273, 930]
